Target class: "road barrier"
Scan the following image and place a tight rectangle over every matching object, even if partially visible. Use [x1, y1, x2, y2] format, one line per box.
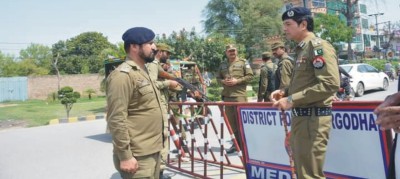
[166, 101, 393, 179]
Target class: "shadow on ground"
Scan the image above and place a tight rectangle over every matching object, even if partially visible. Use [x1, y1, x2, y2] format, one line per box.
[86, 133, 112, 143]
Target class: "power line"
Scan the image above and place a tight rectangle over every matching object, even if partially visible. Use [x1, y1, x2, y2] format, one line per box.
[0, 42, 33, 45]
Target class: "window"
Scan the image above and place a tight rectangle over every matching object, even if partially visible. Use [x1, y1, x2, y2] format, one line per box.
[361, 18, 369, 29]
[364, 65, 378, 73]
[357, 65, 367, 73]
[359, 4, 367, 14]
[354, 34, 362, 43]
[363, 34, 371, 47]
[312, 0, 325, 8]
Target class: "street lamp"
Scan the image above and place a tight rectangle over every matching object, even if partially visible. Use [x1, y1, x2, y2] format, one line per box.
[368, 12, 384, 57]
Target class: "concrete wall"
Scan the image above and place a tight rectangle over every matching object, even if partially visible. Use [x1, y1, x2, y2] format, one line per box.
[28, 74, 104, 100]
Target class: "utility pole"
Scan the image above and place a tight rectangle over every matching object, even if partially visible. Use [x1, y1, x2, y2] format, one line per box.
[378, 21, 392, 60]
[368, 12, 384, 59]
[303, 0, 307, 8]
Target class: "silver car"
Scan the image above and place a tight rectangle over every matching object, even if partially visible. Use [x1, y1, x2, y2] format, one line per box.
[339, 63, 389, 97]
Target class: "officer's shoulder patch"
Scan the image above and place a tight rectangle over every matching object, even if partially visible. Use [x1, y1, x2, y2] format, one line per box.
[311, 37, 323, 47]
[119, 63, 132, 73]
[244, 60, 251, 68]
[313, 56, 325, 69]
[311, 38, 324, 56]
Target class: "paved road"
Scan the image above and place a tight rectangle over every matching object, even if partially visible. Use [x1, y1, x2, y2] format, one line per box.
[0, 114, 245, 179]
[0, 80, 397, 179]
[354, 79, 398, 101]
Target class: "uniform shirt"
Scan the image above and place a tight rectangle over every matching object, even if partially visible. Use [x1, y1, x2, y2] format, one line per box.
[106, 58, 164, 160]
[146, 59, 170, 113]
[288, 32, 340, 107]
[276, 53, 294, 89]
[258, 61, 276, 100]
[217, 58, 254, 97]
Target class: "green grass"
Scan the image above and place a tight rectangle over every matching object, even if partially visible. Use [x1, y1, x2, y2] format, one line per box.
[0, 97, 106, 127]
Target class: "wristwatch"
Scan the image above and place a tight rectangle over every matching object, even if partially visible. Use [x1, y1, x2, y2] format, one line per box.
[287, 95, 293, 104]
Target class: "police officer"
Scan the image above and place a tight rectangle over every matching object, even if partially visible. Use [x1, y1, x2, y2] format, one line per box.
[271, 41, 294, 90]
[257, 52, 276, 102]
[106, 27, 165, 179]
[217, 44, 254, 154]
[271, 7, 340, 178]
[147, 43, 179, 179]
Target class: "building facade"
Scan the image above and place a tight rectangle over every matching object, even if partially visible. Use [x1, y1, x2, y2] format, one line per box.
[283, 0, 399, 58]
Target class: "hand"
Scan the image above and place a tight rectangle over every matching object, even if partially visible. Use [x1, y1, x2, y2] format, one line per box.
[224, 77, 238, 86]
[168, 80, 179, 89]
[272, 97, 293, 110]
[270, 90, 285, 102]
[374, 93, 400, 131]
[120, 157, 138, 174]
[374, 106, 400, 131]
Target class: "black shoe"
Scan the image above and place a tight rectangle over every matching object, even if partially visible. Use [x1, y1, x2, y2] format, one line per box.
[226, 145, 236, 154]
[160, 170, 172, 179]
[171, 149, 179, 154]
[161, 174, 171, 179]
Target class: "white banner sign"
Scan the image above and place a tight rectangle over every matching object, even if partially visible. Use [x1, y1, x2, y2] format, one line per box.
[238, 104, 391, 179]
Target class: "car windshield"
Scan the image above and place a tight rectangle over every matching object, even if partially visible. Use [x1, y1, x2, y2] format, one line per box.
[340, 65, 352, 73]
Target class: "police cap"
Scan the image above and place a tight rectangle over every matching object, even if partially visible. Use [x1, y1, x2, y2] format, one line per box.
[122, 27, 155, 45]
[262, 52, 272, 59]
[282, 7, 311, 21]
[225, 44, 237, 51]
[271, 41, 285, 50]
[156, 43, 174, 54]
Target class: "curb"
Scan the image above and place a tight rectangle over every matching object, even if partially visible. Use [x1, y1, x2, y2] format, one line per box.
[48, 113, 106, 125]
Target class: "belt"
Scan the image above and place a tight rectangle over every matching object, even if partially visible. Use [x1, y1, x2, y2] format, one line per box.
[292, 107, 332, 117]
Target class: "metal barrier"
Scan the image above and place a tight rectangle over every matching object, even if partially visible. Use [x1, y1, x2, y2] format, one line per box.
[166, 101, 249, 179]
[165, 101, 392, 179]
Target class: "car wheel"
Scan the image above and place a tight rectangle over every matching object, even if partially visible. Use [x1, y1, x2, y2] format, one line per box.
[382, 78, 389, 91]
[355, 82, 364, 97]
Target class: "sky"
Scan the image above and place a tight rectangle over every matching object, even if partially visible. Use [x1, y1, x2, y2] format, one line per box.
[0, 0, 209, 56]
[1, 0, 399, 56]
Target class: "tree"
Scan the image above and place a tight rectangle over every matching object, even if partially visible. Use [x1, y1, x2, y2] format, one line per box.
[156, 29, 234, 73]
[381, 21, 400, 59]
[17, 58, 49, 76]
[0, 52, 18, 77]
[52, 53, 61, 91]
[203, 0, 283, 59]
[51, 32, 116, 74]
[84, 88, 96, 100]
[326, 0, 380, 60]
[314, 13, 353, 51]
[58, 86, 80, 119]
[19, 43, 53, 71]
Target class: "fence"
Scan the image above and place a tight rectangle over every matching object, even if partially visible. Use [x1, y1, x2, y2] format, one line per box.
[0, 77, 28, 102]
[0, 74, 103, 102]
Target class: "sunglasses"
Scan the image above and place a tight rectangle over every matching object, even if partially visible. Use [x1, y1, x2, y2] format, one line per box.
[228, 49, 236, 52]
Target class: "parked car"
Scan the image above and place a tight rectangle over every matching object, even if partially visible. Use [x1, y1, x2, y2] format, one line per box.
[339, 63, 389, 97]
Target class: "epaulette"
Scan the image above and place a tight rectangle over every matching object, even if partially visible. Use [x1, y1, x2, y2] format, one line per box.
[244, 60, 251, 68]
[119, 62, 132, 73]
[311, 37, 324, 56]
